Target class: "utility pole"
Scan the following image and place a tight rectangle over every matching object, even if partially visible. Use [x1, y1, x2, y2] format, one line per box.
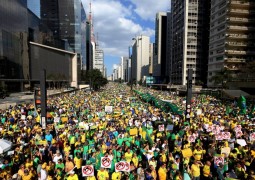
[186, 69, 193, 122]
[40, 69, 47, 129]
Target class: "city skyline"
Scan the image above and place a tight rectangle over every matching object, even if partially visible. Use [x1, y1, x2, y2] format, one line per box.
[82, 0, 170, 76]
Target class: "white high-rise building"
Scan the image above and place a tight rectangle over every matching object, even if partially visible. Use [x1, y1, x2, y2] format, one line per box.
[131, 35, 150, 82]
[94, 48, 104, 75]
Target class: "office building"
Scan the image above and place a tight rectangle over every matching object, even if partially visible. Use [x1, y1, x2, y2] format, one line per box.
[153, 12, 167, 82]
[169, 0, 210, 85]
[207, 0, 255, 87]
[131, 35, 150, 82]
[94, 49, 104, 75]
[40, 0, 86, 75]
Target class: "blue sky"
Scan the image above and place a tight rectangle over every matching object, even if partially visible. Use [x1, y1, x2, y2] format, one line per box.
[82, 0, 170, 76]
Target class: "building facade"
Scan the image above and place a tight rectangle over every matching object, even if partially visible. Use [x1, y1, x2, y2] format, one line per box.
[169, 0, 210, 86]
[94, 48, 104, 75]
[41, 0, 86, 76]
[207, 0, 255, 87]
[131, 35, 150, 82]
[153, 12, 167, 82]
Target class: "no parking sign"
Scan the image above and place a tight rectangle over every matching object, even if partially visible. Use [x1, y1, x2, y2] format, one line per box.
[115, 161, 130, 172]
[82, 165, 94, 177]
[101, 157, 112, 168]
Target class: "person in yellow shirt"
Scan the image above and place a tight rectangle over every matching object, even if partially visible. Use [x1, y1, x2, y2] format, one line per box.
[203, 161, 212, 179]
[87, 175, 97, 180]
[66, 170, 79, 180]
[21, 169, 32, 180]
[25, 158, 33, 169]
[191, 161, 203, 180]
[124, 149, 133, 162]
[132, 153, 139, 167]
[158, 163, 167, 180]
[74, 153, 83, 170]
[18, 164, 25, 177]
[193, 146, 205, 161]
[97, 168, 109, 180]
[111, 171, 121, 180]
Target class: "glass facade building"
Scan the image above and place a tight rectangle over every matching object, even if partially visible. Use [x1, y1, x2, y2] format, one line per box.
[0, 0, 28, 90]
[41, 0, 86, 74]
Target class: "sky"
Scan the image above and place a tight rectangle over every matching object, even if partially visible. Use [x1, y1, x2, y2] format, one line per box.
[82, 0, 170, 76]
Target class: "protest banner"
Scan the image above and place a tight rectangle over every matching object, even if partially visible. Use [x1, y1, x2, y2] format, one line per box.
[101, 157, 112, 168]
[82, 165, 94, 177]
[214, 155, 224, 166]
[115, 161, 130, 172]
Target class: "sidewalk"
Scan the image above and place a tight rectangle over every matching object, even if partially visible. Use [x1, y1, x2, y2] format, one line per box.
[0, 90, 69, 110]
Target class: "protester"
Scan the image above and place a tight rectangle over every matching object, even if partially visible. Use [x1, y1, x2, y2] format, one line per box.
[0, 83, 254, 180]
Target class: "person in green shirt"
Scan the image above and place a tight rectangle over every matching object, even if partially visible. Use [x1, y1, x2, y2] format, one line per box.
[55, 159, 65, 171]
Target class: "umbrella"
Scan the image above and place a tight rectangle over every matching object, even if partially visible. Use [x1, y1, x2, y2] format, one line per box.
[0, 139, 12, 154]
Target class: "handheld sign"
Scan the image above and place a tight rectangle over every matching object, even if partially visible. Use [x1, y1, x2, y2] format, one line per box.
[214, 155, 224, 166]
[101, 157, 112, 168]
[158, 124, 165, 132]
[82, 165, 94, 177]
[115, 161, 130, 172]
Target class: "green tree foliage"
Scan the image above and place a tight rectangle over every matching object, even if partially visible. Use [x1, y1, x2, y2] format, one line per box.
[210, 68, 232, 88]
[81, 69, 108, 90]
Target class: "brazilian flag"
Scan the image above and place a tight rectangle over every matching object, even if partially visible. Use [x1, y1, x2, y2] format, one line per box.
[238, 96, 247, 114]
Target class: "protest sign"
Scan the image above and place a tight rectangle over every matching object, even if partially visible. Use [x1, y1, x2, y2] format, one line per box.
[250, 132, 255, 141]
[115, 161, 130, 172]
[235, 131, 243, 138]
[82, 165, 94, 177]
[166, 124, 174, 131]
[158, 124, 164, 132]
[105, 106, 113, 113]
[182, 148, 193, 158]
[221, 147, 231, 157]
[129, 128, 138, 136]
[101, 157, 112, 168]
[237, 139, 247, 146]
[196, 109, 202, 115]
[188, 135, 196, 142]
[214, 155, 224, 166]
[54, 117, 60, 123]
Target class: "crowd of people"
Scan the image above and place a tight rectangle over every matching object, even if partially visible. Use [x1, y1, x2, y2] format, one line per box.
[0, 83, 254, 180]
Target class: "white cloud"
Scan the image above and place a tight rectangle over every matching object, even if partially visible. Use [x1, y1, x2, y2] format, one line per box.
[81, 0, 169, 74]
[130, 0, 170, 21]
[113, 64, 119, 70]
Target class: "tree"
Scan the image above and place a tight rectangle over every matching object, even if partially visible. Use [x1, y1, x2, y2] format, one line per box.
[210, 68, 232, 88]
[81, 69, 108, 91]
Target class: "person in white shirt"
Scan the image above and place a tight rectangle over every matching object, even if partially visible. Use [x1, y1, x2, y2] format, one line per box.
[53, 151, 63, 164]
[40, 163, 48, 180]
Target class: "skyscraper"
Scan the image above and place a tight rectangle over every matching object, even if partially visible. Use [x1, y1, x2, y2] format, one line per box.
[169, 0, 210, 86]
[131, 35, 150, 82]
[153, 12, 167, 82]
[207, 0, 255, 87]
[40, 0, 86, 74]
